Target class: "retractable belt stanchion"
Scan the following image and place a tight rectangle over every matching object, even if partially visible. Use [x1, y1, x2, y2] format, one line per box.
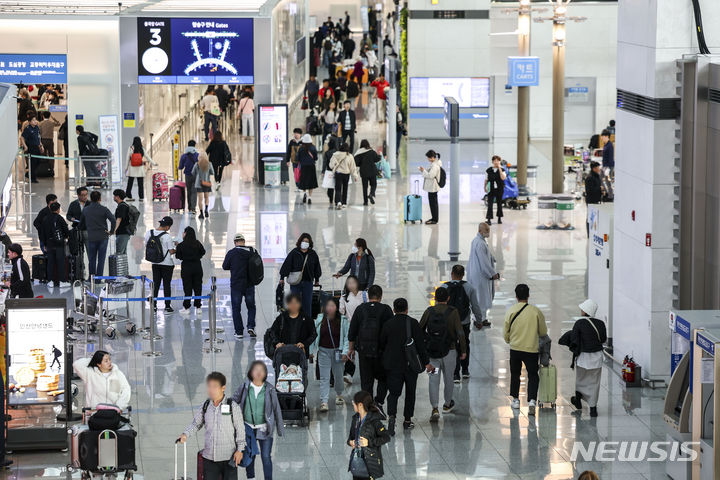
[143, 282, 162, 357]
[204, 276, 224, 335]
[204, 277, 221, 353]
[139, 275, 150, 334]
[97, 296, 105, 351]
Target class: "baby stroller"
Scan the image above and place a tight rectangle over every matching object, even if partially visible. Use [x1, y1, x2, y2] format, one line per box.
[273, 345, 310, 427]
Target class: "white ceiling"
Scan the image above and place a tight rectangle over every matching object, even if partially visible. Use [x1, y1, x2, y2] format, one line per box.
[0, 0, 272, 15]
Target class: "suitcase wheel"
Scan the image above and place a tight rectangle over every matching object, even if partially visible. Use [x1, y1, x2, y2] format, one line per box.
[126, 323, 136, 335]
[88, 323, 98, 334]
[105, 326, 117, 339]
[551, 403, 556, 409]
[71, 383, 79, 397]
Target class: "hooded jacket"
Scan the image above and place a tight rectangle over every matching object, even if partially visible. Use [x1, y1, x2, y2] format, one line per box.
[354, 147, 380, 179]
[73, 357, 131, 409]
[422, 159, 442, 193]
[179, 147, 199, 176]
[330, 151, 358, 177]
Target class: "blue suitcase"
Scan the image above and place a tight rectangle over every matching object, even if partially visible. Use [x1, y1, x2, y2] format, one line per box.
[404, 180, 422, 223]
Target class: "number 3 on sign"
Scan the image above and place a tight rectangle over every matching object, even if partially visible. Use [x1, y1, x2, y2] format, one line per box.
[150, 28, 161, 46]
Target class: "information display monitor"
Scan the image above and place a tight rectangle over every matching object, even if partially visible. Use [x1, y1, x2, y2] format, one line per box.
[409, 77, 490, 108]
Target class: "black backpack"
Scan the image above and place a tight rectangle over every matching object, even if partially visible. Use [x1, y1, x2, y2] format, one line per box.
[126, 204, 140, 235]
[425, 307, 451, 358]
[438, 167, 447, 188]
[247, 247, 264, 286]
[323, 39, 332, 50]
[356, 304, 382, 358]
[445, 281, 470, 321]
[145, 230, 168, 263]
[68, 228, 81, 256]
[51, 216, 65, 245]
[88, 409, 129, 431]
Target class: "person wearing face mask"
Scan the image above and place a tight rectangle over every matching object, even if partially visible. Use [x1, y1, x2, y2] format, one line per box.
[279, 233, 322, 319]
[466, 223, 498, 329]
[418, 150, 442, 225]
[333, 238, 375, 290]
[485, 155, 507, 225]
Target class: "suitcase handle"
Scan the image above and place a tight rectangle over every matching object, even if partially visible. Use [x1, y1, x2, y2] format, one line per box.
[174, 440, 186, 480]
[414, 179, 420, 196]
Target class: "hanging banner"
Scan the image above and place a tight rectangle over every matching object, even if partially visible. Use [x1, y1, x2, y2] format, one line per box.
[99, 115, 121, 183]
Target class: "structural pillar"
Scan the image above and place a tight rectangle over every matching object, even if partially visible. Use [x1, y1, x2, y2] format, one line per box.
[551, 19, 565, 194]
[516, 0, 531, 194]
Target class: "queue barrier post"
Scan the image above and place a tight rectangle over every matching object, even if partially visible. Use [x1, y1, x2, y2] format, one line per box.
[139, 275, 150, 333]
[97, 296, 104, 351]
[143, 283, 162, 357]
[203, 277, 221, 353]
[204, 276, 224, 335]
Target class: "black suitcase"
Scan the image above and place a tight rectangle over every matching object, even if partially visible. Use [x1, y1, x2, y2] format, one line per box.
[68, 228, 82, 256]
[108, 254, 128, 277]
[77, 427, 137, 472]
[35, 157, 54, 177]
[32, 254, 47, 282]
[68, 254, 85, 282]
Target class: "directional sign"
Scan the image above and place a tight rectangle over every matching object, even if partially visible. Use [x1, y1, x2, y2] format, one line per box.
[507, 56, 539, 87]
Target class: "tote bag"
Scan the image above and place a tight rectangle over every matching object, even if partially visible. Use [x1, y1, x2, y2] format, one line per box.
[322, 170, 335, 189]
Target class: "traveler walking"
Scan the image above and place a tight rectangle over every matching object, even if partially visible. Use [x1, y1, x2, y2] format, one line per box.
[178, 140, 199, 213]
[311, 297, 349, 411]
[112, 189, 137, 255]
[125, 136, 155, 201]
[286, 128, 303, 185]
[559, 299, 607, 418]
[380, 298, 431, 434]
[179, 372, 245, 480]
[41, 202, 69, 287]
[601, 129, 614, 177]
[279, 233, 321, 319]
[347, 285, 393, 411]
[206, 130, 230, 187]
[339, 275, 365, 383]
[267, 294, 317, 355]
[175, 226, 206, 315]
[354, 140, 379, 206]
[329, 143, 358, 209]
[304, 75, 320, 112]
[419, 287, 466, 422]
[20, 114, 44, 183]
[438, 264, 483, 382]
[485, 155, 506, 224]
[466, 223, 498, 328]
[370, 74, 389, 122]
[6, 244, 33, 298]
[232, 361, 284, 480]
[334, 238, 375, 290]
[320, 88, 335, 112]
[337, 101, 356, 152]
[321, 134, 339, 202]
[192, 152, 215, 219]
[201, 87, 221, 141]
[145, 216, 176, 312]
[59, 115, 69, 161]
[346, 78, 360, 110]
[33, 193, 57, 253]
[296, 135, 319, 204]
[503, 284, 547, 415]
[419, 150, 442, 224]
[320, 102, 338, 140]
[80, 191, 116, 278]
[39, 111, 59, 159]
[222, 233, 257, 338]
[346, 391, 390, 480]
[236, 92, 255, 138]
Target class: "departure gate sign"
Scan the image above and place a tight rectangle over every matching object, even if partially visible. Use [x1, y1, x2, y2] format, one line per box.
[137, 17, 254, 84]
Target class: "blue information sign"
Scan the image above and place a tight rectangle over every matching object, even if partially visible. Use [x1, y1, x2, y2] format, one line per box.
[507, 56, 539, 87]
[697, 332, 715, 356]
[0, 54, 67, 83]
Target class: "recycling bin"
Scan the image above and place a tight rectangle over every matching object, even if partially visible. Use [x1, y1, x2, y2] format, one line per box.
[555, 195, 575, 230]
[537, 196, 556, 229]
[263, 157, 282, 188]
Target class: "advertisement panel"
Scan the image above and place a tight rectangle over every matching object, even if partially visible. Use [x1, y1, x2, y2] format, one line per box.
[260, 212, 288, 259]
[258, 105, 288, 155]
[99, 115, 121, 183]
[409, 77, 490, 108]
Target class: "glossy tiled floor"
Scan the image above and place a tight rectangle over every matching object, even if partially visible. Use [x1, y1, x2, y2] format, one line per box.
[0, 91, 665, 480]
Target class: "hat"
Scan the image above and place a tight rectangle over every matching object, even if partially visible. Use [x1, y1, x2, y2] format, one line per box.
[234, 234, 245, 242]
[158, 216, 173, 227]
[579, 299, 598, 317]
[7, 243, 22, 255]
[301, 134, 312, 143]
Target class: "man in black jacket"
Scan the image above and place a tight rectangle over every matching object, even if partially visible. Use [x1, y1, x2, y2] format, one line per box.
[336, 101, 356, 152]
[585, 161, 603, 237]
[41, 202, 69, 287]
[33, 193, 57, 254]
[380, 298, 432, 434]
[348, 284, 393, 412]
[6, 243, 33, 298]
[222, 234, 257, 338]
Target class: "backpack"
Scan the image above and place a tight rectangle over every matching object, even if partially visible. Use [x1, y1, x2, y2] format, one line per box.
[126, 203, 140, 235]
[145, 230, 168, 263]
[356, 304, 382, 358]
[51, 216, 65, 245]
[347, 80, 359, 98]
[445, 281, 470, 321]
[247, 247, 264, 286]
[438, 167, 447, 188]
[130, 152, 143, 167]
[425, 307, 452, 358]
[324, 39, 332, 50]
[223, 143, 232, 166]
[290, 144, 300, 165]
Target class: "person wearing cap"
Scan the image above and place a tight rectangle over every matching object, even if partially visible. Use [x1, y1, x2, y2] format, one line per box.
[5, 243, 33, 298]
[296, 134, 319, 204]
[222, 233, 257, 338]
[559, 299, 607, 417]
[145, 216, 176, 312]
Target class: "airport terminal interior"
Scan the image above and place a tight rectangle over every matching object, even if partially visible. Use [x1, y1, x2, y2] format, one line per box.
[0, 0, 719, 479]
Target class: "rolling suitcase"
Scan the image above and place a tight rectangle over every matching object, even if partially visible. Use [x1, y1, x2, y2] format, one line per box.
[404, 180, 423, 223]
[169, 184, 185, 212]
[70, 423, 137, 473]
[601, 174, 614, 202]
[152, 172, 169, 201]
[537, 364, 557, 409]
[32, 254, 47, 282]
[108, 236, 128, 277]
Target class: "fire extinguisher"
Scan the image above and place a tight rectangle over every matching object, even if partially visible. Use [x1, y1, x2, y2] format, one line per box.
[622, 355, 637, 383]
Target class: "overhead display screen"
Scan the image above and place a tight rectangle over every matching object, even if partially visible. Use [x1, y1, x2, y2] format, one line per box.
[410, 77, 490, 108]
[138, 17, 254, 84]
[0, 54, 67, 84]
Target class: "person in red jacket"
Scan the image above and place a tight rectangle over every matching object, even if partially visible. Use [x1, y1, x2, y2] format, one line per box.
[370, 75, 390, 122]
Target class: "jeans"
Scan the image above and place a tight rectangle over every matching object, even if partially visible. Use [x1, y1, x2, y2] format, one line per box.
[429, 350, 457, 408]
[246, 435, 274, 480]
[152, 264, 174, 308]
[361, 176, 377, 204]
[486, 189, 503, 220]
[46, 245, 66, 285]
[201, 456, 237, 480]
[115, 234, 130, 255]
[386, 368, 418, 420]
[428, 191, 439, 222]
[318, 347, 344, 403]
[358, 354, 387, 405]
[87, 238, 108, 277]
[241, 113, 254, 136]
[230, 284, 256, 334]
[341, 129, 355, 152]
[126, 176, 144, 200]
[204, 112, 218, 141]
[454, 323, 471, 376]
[181, 262, 203, 309]
[185, 173, 197, 211]
[290, 281, 313, 320]
[334, 172, 350, 205]
[509, 350, 539, 401]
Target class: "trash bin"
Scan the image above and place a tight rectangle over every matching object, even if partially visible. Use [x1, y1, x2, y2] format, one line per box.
[263, 157, 282, 188]
[537, 196, 556, 230]
[555, 195, 575, 230]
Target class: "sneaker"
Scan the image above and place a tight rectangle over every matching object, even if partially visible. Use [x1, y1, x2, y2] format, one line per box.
[307, 198, 312, 205]
[180, 308, 191, 316]
[336, 203, 342, 210]
[590, 407, 598, 417]
[528, 400, 536, 416]
[302, 193, 307, 204]
[511, 398, 520, 409]
[498, 218, 503, 224]
[453, 373, 461, 384]
[369, 196, 375, 205]
[59, 281, 72, 288]
[164, 306, 174, 313]
[247, 329, 257, 338]
[126, 197, 134, 202]
[234, 333, 244, 339]
[335, 396, 345, 405]
[442, 400, 455, 414]
[486, 219, 492, 225]
[462, 370, 470, 379]
[430, 408, 440, 422]
[343, 374, 353, 385]
[482, 320, 491, 327]
[319, 402, 329, 412]
[403, 419, 415, 430]
[388, 416, 396, 436]
[342, 204, 347, 209]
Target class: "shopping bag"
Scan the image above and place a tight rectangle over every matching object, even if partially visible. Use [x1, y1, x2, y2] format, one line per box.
[294, 166, 301, 184]
[322, 170, 335, 189]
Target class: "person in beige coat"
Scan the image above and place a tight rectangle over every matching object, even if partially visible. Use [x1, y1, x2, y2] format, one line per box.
[329, 143, 358, 209]
[419, 149, 442, 224]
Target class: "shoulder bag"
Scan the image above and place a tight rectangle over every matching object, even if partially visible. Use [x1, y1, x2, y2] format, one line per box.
[348, 417, 370, 477]
[585, 317, 602, 342]
[405, 317, 425, 374]
[287, 252, 308, 285]
[508, 303, 529, 332]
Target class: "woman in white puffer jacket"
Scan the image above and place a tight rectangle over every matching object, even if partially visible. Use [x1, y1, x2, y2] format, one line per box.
[73, 350, 131, 410]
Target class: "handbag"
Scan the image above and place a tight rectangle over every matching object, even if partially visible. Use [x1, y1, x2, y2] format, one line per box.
[404, 318, 424, 374]
[348, 416, 369, 477]
[322, 170, 335, 189]
[287, 252, 308, 285]
[294, 165, 301, 184]
[201, 179, 212, 188]
[301, 97, 309, 110]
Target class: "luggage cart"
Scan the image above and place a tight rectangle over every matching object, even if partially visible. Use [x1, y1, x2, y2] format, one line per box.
[99, 279, 137, 339]
[79, 154, 111, 189]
